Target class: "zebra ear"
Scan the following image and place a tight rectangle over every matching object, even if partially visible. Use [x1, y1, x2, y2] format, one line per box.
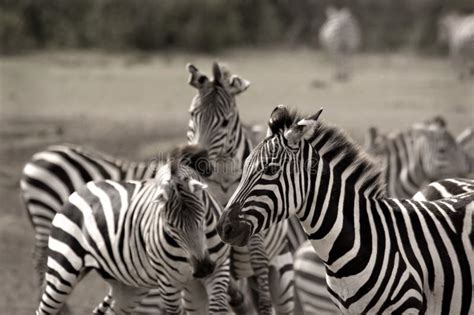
[187, 179, 208, 193]
[212, 62, 223, 83]
[187, 63, 209, 89]
[229, 75, 250, 95]
[284, 108, 323, 147]
[154, 181, 170, 204]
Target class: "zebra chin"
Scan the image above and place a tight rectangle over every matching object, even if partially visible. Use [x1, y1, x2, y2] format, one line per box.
[217, 205, 253, 246]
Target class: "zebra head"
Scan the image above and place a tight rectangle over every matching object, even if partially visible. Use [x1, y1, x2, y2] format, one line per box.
[155, 145, 215, 278]
[412, 116, 471, 180]
[218, 105, 323, 246]
[186, 62, 250, 159]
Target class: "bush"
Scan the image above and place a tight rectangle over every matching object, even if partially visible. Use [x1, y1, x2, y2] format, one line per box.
[0, 0, 473, 54]
[0, 9, 35, 54]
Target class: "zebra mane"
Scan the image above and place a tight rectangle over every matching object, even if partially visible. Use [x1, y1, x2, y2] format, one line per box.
[311, 121, 386, 198]
[168, 144, 213, 178]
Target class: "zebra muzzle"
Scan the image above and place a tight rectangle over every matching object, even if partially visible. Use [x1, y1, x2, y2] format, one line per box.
[191, 256, 216, 279]
[217, 204, 252, 246]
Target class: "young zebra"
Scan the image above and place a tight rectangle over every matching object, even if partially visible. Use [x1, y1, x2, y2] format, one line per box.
[218, 105, 474, 314]
[36, 145, 231, 315]
[187, 62, 294, 314]
[20, 145, 163, 288]
[319, 6, 361, 81]
[438, 12, 474, 80]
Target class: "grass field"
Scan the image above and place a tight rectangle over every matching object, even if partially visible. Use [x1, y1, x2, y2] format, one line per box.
[0, 48, 473, 313]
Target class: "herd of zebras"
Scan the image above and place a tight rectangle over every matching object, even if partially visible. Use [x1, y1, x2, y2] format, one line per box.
[18, 7, 474, 315]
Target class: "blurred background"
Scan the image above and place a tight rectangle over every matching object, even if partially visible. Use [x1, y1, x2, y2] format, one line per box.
[1, 0, 473, 313]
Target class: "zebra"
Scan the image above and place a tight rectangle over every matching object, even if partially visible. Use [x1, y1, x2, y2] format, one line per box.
[36, 144, 231, 315]
[364, 116, 472, 199]
[20, 144, 163, 290]
[20, 62, 263, 313]
[294, 177, 474, 314]
[319, 6, 361, 81]
[218, 105, 474, 314]
[287, 116, 473, 313]
[186, 62, 294, 314]
[438, 12, 474, 80]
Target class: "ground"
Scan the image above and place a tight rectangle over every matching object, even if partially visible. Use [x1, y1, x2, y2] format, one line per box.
[0, 48, 472, 314]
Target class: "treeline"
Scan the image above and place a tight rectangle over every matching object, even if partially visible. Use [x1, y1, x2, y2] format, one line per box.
[1, 0, 473, 54]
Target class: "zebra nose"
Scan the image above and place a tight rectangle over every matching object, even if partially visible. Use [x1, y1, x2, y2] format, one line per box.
[192, 258, 216, 278]
[218, 221, 235, 241]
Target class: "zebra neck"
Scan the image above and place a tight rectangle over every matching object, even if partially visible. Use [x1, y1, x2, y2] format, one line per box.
[207, 120, 252, 204]
[296, 124, 387, 271]
[220, 118, 252, 165]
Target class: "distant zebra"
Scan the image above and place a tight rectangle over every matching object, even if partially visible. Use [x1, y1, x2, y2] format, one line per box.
[36, 145, 231, 315]
[365, 116, 472, 199]
[186, 62, 294, 314]
[218, 105, 474, 314]
[319, 7, 361, 80]
[438, 12, 474, 79]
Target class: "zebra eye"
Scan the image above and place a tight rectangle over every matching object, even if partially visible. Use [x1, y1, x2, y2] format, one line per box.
[263, 164, 279, 176]
[222, 119, 230, 127]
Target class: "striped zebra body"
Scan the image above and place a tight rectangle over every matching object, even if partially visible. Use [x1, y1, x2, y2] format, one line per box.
[218, 106, 474, 314]
[288, 117, 473, 313]
[186, 63, 294, 313]
[294, 177, 474, 314]
[319, 7, 361, 80]
[439, 13, 474, 79]
[36, 146, 231, 314]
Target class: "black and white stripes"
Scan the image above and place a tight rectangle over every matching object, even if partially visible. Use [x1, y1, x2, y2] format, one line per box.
[20, 144, 162, 287]
[36, 145, 230, 314]
[186, 62, 294, 314]
[218, 105, 473, 314]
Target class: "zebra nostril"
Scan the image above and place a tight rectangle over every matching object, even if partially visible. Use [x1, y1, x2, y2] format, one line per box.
[224, 224, 233, 237]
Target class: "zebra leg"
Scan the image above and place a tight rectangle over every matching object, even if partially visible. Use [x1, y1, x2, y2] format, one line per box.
[248, 232, 272, 315]
[103, 280, 149, 315]
[228, 278, 248, 315]
[203, 258, 231, 314]
[92, 289, 113, 314]
[268, 250, 294, 315]
[36, 255, 85, 314]
[183, 279, 207, 314]
[158, 284, 183, 315]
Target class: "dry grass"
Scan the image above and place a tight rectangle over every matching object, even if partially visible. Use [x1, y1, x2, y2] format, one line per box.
[0, 48, 472, 313]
